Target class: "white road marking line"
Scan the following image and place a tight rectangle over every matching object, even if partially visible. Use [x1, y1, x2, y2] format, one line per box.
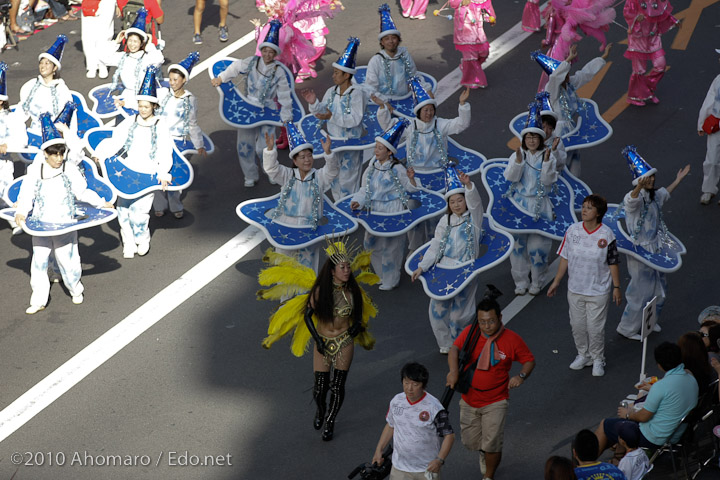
[0, 12, 549, 444]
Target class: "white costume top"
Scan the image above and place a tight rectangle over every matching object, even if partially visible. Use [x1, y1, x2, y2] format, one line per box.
[218, 56, 293, 123]
[94, 115, 173, 182]
[419, 182, 484, 270]
[157, 88, 203, 148]
[545, 57, 605, 137]
[557, 221, 616, 296]
[364, 47, 418, 101]
[351, 158, 419, 213]
[623, 186, 670, 252]
[0, 109, 29, 158]
[503, 149, 558, 221]
[106, 44, 164, 110]
[16, 159, 105, 222]
[378, 103, 471, 170]
[309, 83, 368, 139]
[698, 74, 720, 132]
[18, 76, 74, 133]
[263, 147, 339, 226]
[545, 133, 568, 171]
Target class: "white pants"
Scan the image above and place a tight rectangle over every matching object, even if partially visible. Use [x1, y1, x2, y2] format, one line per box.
[117, 193, 154, 252]
[617, 256, 666, 337]
[81, 0, 115, 72]
[510, 233, 552, 290]
[30, 232, 83, 307]
[153, 190, 183, 214]
[364, 232, 405, 289]
[428, 280, 477, 350]
[702, 131, 720, 195]
[407, 216, 439, 252]
[236, 125, 275, 183]
[330, 150, 363, 201]
[568, 291, 609, 361]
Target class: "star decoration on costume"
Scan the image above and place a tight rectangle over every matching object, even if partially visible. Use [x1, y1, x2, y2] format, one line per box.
[0, 203, 117, 237]
[298, 104, 383, 156]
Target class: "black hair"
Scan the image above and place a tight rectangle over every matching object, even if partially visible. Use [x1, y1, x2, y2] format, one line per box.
[0, 100, 9, 110]
[401, 362, 429, 389]
[168, 68, 187, 80]
[378, 33, 402, 50]
[544, 456, 577, 480]
[541, 115, 557, 130]
[476, 285, 502, 317]
[654, 341, 682, 372]
[126, 31, 148, 49]
[44, 143, 67, 156]
[307, 257, 363, 328]
[582, 194, 608, 222]
[707, 324, 720, 353]
[572, 429, 599, 462]
[415, 103, 436, 121]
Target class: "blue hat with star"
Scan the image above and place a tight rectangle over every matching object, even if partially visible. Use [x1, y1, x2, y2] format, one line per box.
[169, 51, 200, 79]
[409, 76, 436, 115]
[622, 145, 657, 186]
[535, 91, 557, 120]
[444, 164, 465, 199]
[136, 65, 160, 103]
[38, 35, 68, 71]
[333, 37, 360, 74]
[126, 8, 149, 42]
[0, 62, 8, 101]
[531, 50, 561, 75]
[520, 101, 546, 139]
[40, 112, 65, 150]
[287, 121, 314, 159]
[54, 101, 77, 127]
[375, 118, 408, 155]
[378, 4, 401, 41]
[259, 20, 282, 54]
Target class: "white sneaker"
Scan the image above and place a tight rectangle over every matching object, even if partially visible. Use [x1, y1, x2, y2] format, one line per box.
[72, 294, 83, 305]
[439, 347, 450, 355]
[97, 64, 108, 79]
[569, 355, 593, 370]
[618, 329, 642, 341]
[26, 305, 45, 315]
[514, 287, 527, 295]
[479, 451, 486, 475]
[528, 285, 542, 296]
[244, 179, 256, 188]
[652, 323, 661, 332]
[137, 242, 150, 256]
[12, 226, 23, 235]
[378, 283, 395, 291]
[49, 272, 62, 283]
[700, 192, 713, 205]
[592, 360, 606, 377]
[86, 69, 96, 79]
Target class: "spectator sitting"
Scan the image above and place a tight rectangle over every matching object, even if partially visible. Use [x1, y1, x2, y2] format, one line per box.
[678, 331, 715, 395]
[616, 422, 650, 480]
[700, 321, 720, 363]
[595, 342, 698, 457]
[545, 456, 577, 480]
[697, 305, 720, 325]
[572, 429, 626, 480]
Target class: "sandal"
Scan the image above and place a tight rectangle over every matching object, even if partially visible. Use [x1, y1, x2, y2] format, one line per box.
[60, 13, 79, 21]
[173, 211, 184, 219]
[154, 211, 165, 217]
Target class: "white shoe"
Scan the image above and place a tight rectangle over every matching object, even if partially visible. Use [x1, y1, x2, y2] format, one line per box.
[49, 272, 62, 283]
[244, 179, 256, 188]
[479, 451, 486, 475]
[700, 192, 713, 205]
[569, 355, 593, 370]
[514, 287, 527, 295]
[378, 283, 395, 291]
[592, 360, 606, 377]
[86, 69, 96, 79]
[618, 329, 642, 341]
[97, 64, 108, 79]
[439, 347, 450, 355]
[137, 242, 150, 256]
[72, 294, 83, 305]
[652, 323, 661, 332]
[528, 285, 542, 296]
[12, 226, 23, 235]
[26, 305, 45, 315]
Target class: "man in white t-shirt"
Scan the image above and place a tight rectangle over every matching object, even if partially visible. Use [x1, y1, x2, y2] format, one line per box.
[372, 362, 455, 479]
[548, 194, 622, 377]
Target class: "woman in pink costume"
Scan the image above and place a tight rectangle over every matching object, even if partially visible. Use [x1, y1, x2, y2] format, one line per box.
[624, 0, 678, 106]
[401, 0, 428, 19]
[450, 0, 496, 89]
[522, 0, 541, 33]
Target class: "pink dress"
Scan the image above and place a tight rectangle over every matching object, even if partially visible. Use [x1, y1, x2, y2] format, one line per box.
[450, 0, 495, 88]
[522, 0, 541, 33]
[400, 0, 429, 19]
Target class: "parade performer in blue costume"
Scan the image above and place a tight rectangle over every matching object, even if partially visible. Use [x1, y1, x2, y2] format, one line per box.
[537, 91, 568, 172]
[211, 20, 293, 188]
[350, 118, 418, 291]
[615, 146, 690, 340]
[302, 37, 369, 201]
[154, 52, 206, 219]
[93, 66, 173, 259]
[504, 102, 558, 296]
[105, 9, 164, 112]
[377, 78, 471, 249]
[14, 114, 114, 314]
[19, 35, 75, 135]
[411, 166, 484, 354]
[263, 121, 338, 272]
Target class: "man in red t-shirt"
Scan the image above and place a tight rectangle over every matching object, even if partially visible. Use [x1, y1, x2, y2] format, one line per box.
[117, 0, 164, 46]
[446, 296, 535, 480]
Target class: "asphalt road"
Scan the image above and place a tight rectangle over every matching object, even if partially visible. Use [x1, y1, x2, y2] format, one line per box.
[0, 0, 719, 479]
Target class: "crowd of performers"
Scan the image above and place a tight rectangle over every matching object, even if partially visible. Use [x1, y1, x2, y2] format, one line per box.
[0, 0, 703, 464]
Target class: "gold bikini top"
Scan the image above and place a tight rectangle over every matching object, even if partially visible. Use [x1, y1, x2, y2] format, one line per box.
[333, 283, 353, 318]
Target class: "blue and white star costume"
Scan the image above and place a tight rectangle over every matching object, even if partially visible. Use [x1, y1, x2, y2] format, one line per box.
[18, 76, 75, 134]
[308, 83, 369, 200]
[104, 43, 164, 111]
[417, 182, 483, 350]
[504, 149, 558, 293]
[263, 146, 339, 272]
[616, 187, 670, 338]
[0, 108, 29, 200]
[364, 47, 420, 102]
[351, 158, 419, 289]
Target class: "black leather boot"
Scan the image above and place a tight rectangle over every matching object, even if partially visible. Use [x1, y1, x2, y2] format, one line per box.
[313, 371, 330, 430]
[322, 369, 348, 441]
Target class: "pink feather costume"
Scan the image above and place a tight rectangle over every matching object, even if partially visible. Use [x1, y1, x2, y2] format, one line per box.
[450, 0, 497, 89]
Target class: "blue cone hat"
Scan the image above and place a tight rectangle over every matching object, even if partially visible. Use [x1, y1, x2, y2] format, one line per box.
[136, 65, 160, 103]
[54, 101, 77, 126]
[287, 121, 314, 158]
[333, 37, 360, 75]
[0, 62, 8, 101]
[520, 101, 546, 139]
[409, 76, 436, 115]
[40, 112, 65, 150]
[375, 118, 408, 155]
[169, 51, 200, 79]
[622, 145, 657, 186]
[259, 20, 282, 54]
[531, 50, 561, 75]
[126, 8, 149, 42]
[444, 164, 465, 199]
[535, 91, 557, 120]
[38, 35, 68, 71]
[378, 4, 400, 41]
